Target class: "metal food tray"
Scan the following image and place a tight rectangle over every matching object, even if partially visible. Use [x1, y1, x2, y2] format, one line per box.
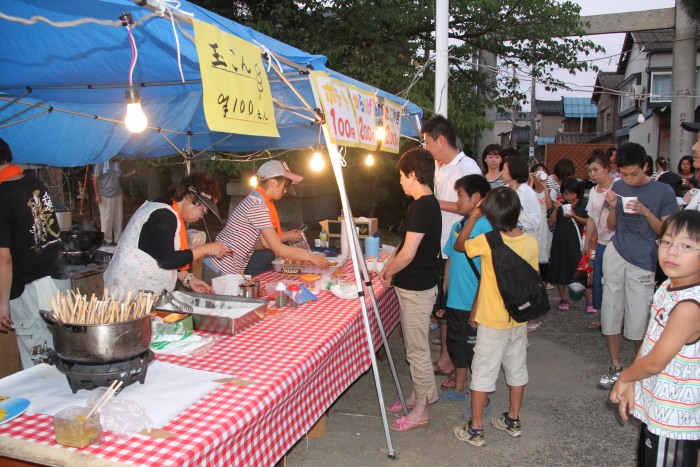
[155, 291, 268, 335]
[272, 256, 343, 275]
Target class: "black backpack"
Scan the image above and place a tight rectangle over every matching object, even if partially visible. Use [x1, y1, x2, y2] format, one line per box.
[484, 231, 550, 323]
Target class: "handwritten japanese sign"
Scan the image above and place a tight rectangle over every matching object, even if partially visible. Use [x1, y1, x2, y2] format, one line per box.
[193, 19, 278, 137]
[309, 71, 360, 147]
[379, 100, 401, 154]
[347, 87, 377, 150]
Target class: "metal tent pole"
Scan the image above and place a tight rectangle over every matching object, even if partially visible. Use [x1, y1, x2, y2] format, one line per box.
[322, 124, 400, 460]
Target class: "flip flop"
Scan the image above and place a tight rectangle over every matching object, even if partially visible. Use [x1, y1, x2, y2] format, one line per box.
[431, 338, 441, 346]
[439, 387, 469, 402]
[390, 416, 429, 432]
[586, 320, 601, 330]
[386, 400, 415, 413]
[440, 371, 456, 390]
[433, 361, 452, 376]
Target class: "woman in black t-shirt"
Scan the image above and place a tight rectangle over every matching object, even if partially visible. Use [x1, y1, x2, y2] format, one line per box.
[380, 147, 442, 432]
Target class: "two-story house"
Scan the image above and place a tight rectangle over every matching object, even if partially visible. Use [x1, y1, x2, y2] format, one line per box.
[589, 71, 623, 145]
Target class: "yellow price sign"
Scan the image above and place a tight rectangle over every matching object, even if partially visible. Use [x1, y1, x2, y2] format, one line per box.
[193, 19, 279, 137]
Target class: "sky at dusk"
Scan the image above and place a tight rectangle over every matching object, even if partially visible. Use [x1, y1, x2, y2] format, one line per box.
[529, 0, 676, 105]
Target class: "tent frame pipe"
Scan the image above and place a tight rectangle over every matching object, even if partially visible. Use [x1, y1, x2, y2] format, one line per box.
[322, 123, 401, 460]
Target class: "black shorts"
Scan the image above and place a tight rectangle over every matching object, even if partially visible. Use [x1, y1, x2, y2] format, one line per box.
[637, 423, 699, 467]
[445, 307, 477, 369]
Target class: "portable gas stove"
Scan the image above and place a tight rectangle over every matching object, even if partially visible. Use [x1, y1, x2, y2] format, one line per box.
[32, 345, 155, 394]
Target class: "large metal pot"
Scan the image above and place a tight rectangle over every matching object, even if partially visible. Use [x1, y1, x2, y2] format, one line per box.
[40, 311, 151, 364]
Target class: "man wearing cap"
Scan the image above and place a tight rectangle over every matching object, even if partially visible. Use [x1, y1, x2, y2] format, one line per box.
[681, 121, 700, 210]
[204, 160, 330, 279]
[104, 173, 229, 294]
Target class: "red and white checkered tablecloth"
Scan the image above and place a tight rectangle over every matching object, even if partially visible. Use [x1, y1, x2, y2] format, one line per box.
[0, 267, 400, 466]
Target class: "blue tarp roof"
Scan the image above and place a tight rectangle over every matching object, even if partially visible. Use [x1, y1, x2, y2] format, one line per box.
[562, 97, 597, 119]
[0, 0, 422, 166]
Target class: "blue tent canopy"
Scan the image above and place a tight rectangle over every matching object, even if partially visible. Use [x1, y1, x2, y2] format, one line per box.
[0, 0, 423, 166]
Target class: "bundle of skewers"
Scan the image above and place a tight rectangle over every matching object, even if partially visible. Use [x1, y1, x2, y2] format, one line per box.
[49, 289, 156, 325]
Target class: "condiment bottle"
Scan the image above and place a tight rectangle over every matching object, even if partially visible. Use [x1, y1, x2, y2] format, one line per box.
[274, 282, 287, 307]
[287, 284, 301, 308]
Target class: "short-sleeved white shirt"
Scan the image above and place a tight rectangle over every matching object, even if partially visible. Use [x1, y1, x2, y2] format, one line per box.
[434, 151, 481, 253]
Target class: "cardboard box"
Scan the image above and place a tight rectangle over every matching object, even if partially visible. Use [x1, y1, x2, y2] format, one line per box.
[320, 217, 378, 238]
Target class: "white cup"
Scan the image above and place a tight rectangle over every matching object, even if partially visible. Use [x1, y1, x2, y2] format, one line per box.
[536, 171, 547, 181]
[622, 196, 638, 214]
[562, 204, 573, 216]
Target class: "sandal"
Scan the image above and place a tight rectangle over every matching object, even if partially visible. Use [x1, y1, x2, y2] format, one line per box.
[586, 320, 601, 330]
[432, 361, 452, 376]
[390, 416, 429, 432]
[386, 400, 414, 413]
[440, 371, 456, 390]
[431, 338, 441, 346]
[439, 387, 469, 402]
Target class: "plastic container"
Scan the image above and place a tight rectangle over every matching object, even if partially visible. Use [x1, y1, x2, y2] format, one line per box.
[319, 230, 328, 248]
[288, 284, 301, 308]
[274, 282, 288, 307]
[53, 406, 103, 448]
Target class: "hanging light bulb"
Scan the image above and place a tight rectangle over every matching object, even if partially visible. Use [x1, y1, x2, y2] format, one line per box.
[249, 175, 258, 187]
[124, 88, 148, 133]
[637, 112, 646, 124]
[310, 151, 324, 171]
[365, 153, 375, 166]
[375, 126, 386, 141]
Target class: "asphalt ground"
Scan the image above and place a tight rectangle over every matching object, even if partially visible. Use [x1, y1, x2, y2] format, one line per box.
[286, 289, 640, 467]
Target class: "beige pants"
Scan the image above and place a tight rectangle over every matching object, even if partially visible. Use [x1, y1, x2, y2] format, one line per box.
[99, 194, 123, 243]
[394, 285, 439, 405]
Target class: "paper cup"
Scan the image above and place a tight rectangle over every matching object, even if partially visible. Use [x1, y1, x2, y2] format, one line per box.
[562, 204, 573, 216]
[622, 196, 637, 214]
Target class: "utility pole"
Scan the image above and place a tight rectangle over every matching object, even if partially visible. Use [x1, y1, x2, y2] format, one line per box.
[529, 65, 537, 161]
[435, 0, 449, 116]
[670, 1, 697, 167]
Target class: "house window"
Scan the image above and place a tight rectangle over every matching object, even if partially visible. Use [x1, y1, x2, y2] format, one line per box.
[650, 72, 672, 103]
[619, 81, 637, 112]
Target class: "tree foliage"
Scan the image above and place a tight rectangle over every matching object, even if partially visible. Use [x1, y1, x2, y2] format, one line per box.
[680, 0, 700, 20]
[190, 0, 602, 152]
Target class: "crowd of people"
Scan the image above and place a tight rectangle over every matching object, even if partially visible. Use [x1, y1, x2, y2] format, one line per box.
[377, 115, 699, 465]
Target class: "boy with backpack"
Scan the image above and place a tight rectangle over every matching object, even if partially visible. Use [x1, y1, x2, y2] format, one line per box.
[454, 186, 541, 447]
[439, 175, 492, 403]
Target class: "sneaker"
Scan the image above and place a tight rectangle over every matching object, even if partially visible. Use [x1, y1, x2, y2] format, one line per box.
[462, 397, 493, 419]
[454, 421, 485, 447]
[492, 412, 522, 437]
[597, 366, 622, 390]
[557, 300, 570, 311]
[546, 283, 555, 290]
[526, 321, 542, 332]
[585, 303, 597, 314]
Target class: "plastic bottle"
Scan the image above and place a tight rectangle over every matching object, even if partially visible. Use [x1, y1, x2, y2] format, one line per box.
[288, 284, 301, 308]
[319, 230, 328, 248]
[274, 282, 287, 307]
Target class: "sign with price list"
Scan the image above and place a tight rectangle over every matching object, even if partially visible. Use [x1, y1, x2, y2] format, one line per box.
[347, 87, 377, 150]
[379, 100, 401, 154]
[193, 19, 278, 137]
[310, 71, 360, 147]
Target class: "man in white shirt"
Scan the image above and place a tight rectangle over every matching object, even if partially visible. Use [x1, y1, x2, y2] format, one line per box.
[420, 115, 481, 380]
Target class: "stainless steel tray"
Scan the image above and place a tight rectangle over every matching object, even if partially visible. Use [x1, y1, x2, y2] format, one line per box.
[155, 290, 268, 335]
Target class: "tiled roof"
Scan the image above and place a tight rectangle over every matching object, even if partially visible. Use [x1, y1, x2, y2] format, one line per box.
[513, 125, 531, 144]
[592, 72, 624, 103]
[535, 100, 562, 115]
[562, 97, 597, 118]
[555, 132, 598, 144]
[631, 29, 674, 52]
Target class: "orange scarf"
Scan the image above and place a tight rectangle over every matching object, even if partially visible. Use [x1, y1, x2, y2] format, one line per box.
[171, 201, 190, 271]
[255, 186, 282, 236]
[0, 165, 23, 183]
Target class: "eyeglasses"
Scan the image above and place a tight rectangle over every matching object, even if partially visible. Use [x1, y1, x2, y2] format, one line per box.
[192, 199, 208, 214]
[655, 239, 700, 252]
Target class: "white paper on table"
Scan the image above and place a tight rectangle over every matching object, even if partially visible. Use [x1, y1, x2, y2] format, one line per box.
[211, 273, 244, 295]
[0, 361, 231, 428]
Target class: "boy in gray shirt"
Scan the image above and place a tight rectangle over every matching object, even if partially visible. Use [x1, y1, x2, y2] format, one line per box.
[597, 143, 677, 389]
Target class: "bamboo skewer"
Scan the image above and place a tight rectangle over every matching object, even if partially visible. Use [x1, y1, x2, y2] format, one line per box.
[49, 289, 156, 325]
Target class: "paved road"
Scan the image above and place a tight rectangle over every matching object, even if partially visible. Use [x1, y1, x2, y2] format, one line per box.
[287, 291, 640, 466]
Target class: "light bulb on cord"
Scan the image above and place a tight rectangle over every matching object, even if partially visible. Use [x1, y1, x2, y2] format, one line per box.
[365, 153, 375, 166]
[375, 126, 386, 141]
[637, 113, 645, 124]
[310, 151, 324, 171]
[249, 175, 258, 187]
[124, 88, 148, 133]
